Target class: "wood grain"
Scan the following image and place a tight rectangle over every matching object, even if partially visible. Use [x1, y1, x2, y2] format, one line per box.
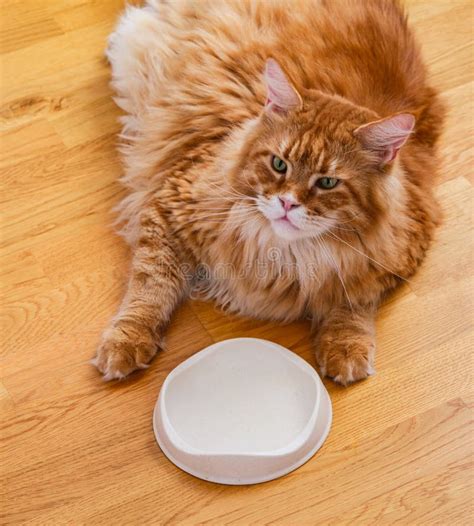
[1, 1, 473, 524]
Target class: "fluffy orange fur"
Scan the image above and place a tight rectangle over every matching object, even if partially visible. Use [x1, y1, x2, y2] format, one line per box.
[93, 0, 445, 385]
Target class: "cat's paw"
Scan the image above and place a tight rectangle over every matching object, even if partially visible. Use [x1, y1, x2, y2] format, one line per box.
[92, 323, 160, 381]
[316, 338, 375, 386]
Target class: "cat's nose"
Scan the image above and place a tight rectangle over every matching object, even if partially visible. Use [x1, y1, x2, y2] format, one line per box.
[279, 196, 300, 212]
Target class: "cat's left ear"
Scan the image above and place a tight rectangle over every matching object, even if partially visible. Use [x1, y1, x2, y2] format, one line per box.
[354, 113, 415, 164]
[264, 58, 302, 113]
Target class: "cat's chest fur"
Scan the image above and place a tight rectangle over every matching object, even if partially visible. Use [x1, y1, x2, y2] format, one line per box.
[194, 229, 337, 322]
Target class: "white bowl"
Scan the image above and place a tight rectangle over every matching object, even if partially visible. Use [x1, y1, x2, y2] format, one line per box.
[153, 337, 332, 485]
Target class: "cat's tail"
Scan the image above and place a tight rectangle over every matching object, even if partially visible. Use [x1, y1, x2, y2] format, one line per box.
[106, 3, 168, 118]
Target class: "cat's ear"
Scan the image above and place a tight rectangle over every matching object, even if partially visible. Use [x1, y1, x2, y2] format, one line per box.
[264, 58, 302, 113]
[354, 113, 415, 164]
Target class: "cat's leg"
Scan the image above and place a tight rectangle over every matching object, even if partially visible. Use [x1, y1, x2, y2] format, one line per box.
[314, 306, 376, 386]
[92, 210, 188, 381]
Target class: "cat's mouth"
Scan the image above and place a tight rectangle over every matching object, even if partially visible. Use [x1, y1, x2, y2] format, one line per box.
[270, 215, 303, 240]
[274, 216, 299, 230]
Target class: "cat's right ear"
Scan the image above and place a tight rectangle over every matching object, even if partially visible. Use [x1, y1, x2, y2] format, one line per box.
[264, 58, 302, 113]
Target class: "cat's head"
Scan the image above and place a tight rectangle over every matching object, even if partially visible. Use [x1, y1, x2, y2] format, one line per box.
[231, 59, 415, 242]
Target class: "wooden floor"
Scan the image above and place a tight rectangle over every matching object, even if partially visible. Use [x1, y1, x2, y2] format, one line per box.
[1, 1, 473, 524]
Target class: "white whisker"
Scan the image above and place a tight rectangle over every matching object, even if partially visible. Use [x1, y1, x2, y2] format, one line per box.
[200, 179, 257, 202]
[316, 235, 354, 313]
[327, 231, 411, 283]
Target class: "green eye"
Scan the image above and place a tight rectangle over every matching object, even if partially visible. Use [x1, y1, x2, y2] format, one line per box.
[271, 155, 287, 174]
[316, 177, 339, 190]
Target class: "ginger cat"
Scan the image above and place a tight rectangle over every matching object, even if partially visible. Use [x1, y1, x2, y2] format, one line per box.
[93, 0, 444, 385]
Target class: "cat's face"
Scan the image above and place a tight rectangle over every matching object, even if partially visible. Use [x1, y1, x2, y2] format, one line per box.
[230, 60, 414, 243]
[240, 110, 369, 242]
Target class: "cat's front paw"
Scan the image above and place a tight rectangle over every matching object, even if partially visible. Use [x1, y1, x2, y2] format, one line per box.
[316, 336, 375, 386]
[92, 323, 160, 381]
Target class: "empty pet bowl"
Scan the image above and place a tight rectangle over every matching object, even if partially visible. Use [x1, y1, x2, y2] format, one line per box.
[153, 338, 332, 485]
